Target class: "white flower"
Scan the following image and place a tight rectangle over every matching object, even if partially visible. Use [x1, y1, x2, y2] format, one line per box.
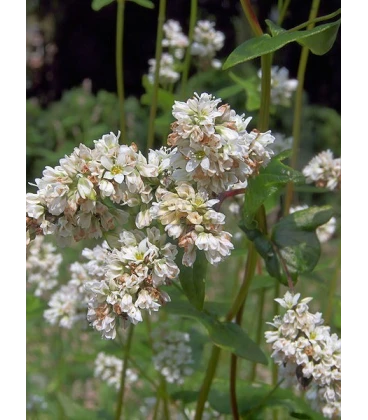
[302, 150, 341, 191]
[148, 53, 180, 85]
[162, 20, 189, 60]
[26, 235, 62, 297]
[151, 326, 194, 384]
[191, 20, 225, 70]
[94, 352, 137, 390]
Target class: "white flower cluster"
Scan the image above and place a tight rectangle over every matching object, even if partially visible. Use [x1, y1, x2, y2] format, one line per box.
[302, 150, 341, 191]
[85, 227, 179, 338]
[152, 327, 193, 384]
[44, 242, 109, 328]
[191, 20, 225, 70]
[271, 132, 293, 155]
[147, 19, 224, 86]
[94, 352, 137, 390]
[183, 402, 221, 420]
[169, 92, 275, 194]
[258, 66, 298, 106]
[265, 292, 341, 418]
[148, 20, 188, 86]
[26, 235, 62, 297]
[290, 205, 336, 243]
[151, 183, 233, 266]
[162, 19, 189, 60]
[148, 53, 180, 86]
[26, 132, 161, 246]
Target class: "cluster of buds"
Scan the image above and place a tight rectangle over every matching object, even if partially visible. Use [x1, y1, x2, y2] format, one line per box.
[302, 150, 341, 191]
[26, 235, 62, 297]
[265, 292, 341, 418]
[94, 352, 137, 390]
[151, 326, 194, 384]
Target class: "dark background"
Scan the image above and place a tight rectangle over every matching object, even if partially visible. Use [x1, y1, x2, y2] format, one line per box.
[26, 0, 341, 112]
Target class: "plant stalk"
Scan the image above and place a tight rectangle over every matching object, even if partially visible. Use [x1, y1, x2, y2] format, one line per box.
[116, 0, 126, 140]
[147, 0, 167, 151]
[284, 0, 321, 215]
[180, 0, 197, 97]
[115, 324, 135, 420]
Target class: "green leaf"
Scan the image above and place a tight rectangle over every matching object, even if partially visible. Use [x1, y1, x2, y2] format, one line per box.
[271, 205, 335, 283]
[266, 19, 341, 56]
[223, 20, 341, 69]
[141, 75, 175, 112]
[128, 0, 154, 8]
[229, 72, 260, 111]
[91, 0, 114, 11]
[242, 151, 304, 229]
[165, 297, 267, 364]
[26, 294, 46, 319]
[57, 393, 98, 420]
[179, 252, 207, 311]
[215, 84, 243, 100]
[171, 390, 199, 404]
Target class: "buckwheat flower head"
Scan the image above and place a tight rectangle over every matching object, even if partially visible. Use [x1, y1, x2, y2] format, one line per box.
[265, 292, 341, 418]
[290, 205, 336, 243]
[85, 227, 179, 339]
[26, 235, 62, 297]
[148, 53, 180, 86]
[94, 352, 137, 390]
[162, 20, 189, 60]
[151, 326, 194, 384]
[151, 182, 233, 266]
[191, 20, 225, 70]
[168, 92, 275, 194]
[302, 150, 341, 191]
[183, 402, 221, 420]
[258, 66, 298, 106]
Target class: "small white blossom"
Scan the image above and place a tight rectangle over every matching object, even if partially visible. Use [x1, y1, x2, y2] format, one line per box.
[148, 53, 180, 86]
[162, 20, 189, 60]
[151, 326, 194, 384]
[302, 150, 341, 191]
[26, 235, 62, 297]
[191, 20, 225, 70]
[94, 352, 137, 390]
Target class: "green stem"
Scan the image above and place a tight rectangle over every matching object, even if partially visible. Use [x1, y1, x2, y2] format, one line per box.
[240, 0, 263, 36]
[259, 54, 272, 131]
[116, 0, 126, 141]
[272, 282, 280, 387]
[250, 288, 266, 381]
[277, 0, 292, 26]
[284, 0, 321, 215]
[147, 0, 167, 151]
[325, 242, 341, 324]
[180, 0, 197, 97]
[115, 324, 135, 420]
[288, 8, 341, 32]
[161, 378, 170, 420]
[194, 345, 221, 420]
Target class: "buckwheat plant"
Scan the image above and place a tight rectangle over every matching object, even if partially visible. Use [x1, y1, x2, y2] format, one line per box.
[26, 0, 341, 419]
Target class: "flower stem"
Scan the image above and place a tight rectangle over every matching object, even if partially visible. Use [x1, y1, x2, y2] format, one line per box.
[288, 8, 341, 33]
[194, 345, 221, 420]
[277, 0, 292, 26]
[147, 0, 167, 151]
[325, 242, 341, 324]
[116, 0, 126, 141]
[250, 288, 266, 381]
[284, 0, 321, 215]
[180, 0, 197, 98]
[115, 324, 135, 420]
